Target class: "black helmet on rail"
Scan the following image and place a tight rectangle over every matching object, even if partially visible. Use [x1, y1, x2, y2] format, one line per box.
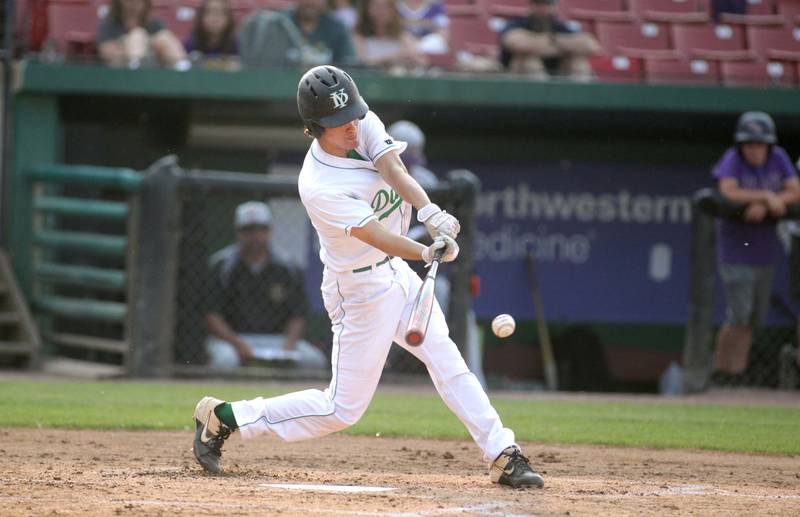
[734, 111, 776, 145]
[297, 65, 369, 138]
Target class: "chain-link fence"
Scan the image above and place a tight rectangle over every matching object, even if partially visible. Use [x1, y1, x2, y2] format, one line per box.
[683, 189, 800, 392]
[166, 165, 478, 380]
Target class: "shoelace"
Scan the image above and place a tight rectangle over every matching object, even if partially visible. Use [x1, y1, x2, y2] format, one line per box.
[207, 426, 231, 456]
[508, 450, 532, 470]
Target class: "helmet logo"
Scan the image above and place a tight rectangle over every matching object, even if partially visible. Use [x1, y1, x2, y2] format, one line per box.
[330, 89, 349, 109]
[747, 121, 764, 134]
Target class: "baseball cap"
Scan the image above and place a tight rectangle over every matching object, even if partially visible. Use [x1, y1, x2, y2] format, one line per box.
[387, 120, 426, 149]
[235, 201, 272, 228]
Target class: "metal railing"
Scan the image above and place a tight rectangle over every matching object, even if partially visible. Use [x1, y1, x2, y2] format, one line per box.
[28, 163, 143, 369]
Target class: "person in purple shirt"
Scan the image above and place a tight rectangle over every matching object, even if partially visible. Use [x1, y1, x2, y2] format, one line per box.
[713, 111, 800, 377]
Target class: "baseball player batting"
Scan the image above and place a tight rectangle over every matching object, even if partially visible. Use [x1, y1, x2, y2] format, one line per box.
[191, 65, 544, 489]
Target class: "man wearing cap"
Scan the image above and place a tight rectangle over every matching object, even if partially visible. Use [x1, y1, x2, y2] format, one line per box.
[712, 112, 800, 379]
[499, 0, 599, 81]
[204, 201, 326, 369]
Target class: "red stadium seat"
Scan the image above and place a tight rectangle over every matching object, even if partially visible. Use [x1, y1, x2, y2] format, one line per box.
[481, 0, 528, 18]
[718, 0, 783, 25]
[47, 0, 100, 55]
[561, 0, 634, 22]
[745, 0, 777, 15]
[672, 23, 753, 59]
[776, 0, 800, 23]
[252, 0, 293, 9]
[747, 25, 800, 61]
[589, 55, 644, 83]
[629, 0, 710, 23]
[720, 59, 798, 86]
[154, 0, 204, 42]
[450, 15, 498, 56]
[595, 21, 678, 58]
[644, 57, 721, 84]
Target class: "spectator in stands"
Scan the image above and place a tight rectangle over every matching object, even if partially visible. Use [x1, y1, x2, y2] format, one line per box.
[353, 0, 428, 71]
[397, 0, 450, 55]
[499, 0, 599, 81]
[330, 0, 358, 30]
[183, 0, 239, 61]
[712, 112, 800, 378]
[287, 0, 357, 65]
[205, 201, 326, 369]
[97, 0, 189, 69]
[712, 0, 747, 21]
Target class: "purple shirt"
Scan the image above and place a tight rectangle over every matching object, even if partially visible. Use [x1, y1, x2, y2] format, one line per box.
[398, 1, 449, 39]
[713, 145, 797, 265]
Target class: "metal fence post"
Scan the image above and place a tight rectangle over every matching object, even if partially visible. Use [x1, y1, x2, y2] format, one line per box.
[682, 189, 717, 393]
[445, 169, 480, 353]
[129, 155, 182, 377]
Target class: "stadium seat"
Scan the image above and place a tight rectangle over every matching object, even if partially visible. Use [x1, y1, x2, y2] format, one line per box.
[561, 0, 634, 22]
[589, 55, 644, 83]
[644, 57, 721, 84]
[450, 15, 498, 56]
[629, 0, 710, 23]
[154, 0, 205, 42]
[47, 0, 99, 55]
[718, 0, 784, 26]
[747, 25, 800, 61]
[672, 23, 753, 60]
[777, 0, 800, 23]
[253, 0, 293, 9]
[745, 0, 777, 15]
[720, 59, 798, 86]
[481, 0, 528, 18]
[595, 21, 678, 58]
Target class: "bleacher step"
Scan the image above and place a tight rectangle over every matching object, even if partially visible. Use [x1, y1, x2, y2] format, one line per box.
[0, 341, 35, 355]
[0, 311, 20, 325]
[45, 332, 128, 354]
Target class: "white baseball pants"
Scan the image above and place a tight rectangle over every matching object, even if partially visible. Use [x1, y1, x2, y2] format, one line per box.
[231, 257, 515, 466]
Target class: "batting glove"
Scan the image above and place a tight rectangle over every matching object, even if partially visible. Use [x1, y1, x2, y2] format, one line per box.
[421, 235, 459, 265]
[417, 203, 460, 239]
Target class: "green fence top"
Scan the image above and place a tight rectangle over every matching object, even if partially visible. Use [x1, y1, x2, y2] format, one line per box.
[29, 163, 143, 192]
[14, 61, 800, 115]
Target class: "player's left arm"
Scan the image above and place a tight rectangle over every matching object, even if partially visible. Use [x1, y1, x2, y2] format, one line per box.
[375, 150, 431, 210]
[778, 177, 800, 205]
[350, 219, 458, 263]
[374, 151, 460, 239]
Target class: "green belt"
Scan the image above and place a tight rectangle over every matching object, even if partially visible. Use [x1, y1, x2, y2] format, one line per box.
[352, 256, 391, 273]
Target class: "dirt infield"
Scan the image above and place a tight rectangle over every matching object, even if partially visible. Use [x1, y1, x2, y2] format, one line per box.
[2, 426, 799, 516]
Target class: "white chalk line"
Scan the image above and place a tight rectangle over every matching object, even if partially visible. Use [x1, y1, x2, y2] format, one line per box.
[260, 483, 395, 493]
[101, 499, 534, 516]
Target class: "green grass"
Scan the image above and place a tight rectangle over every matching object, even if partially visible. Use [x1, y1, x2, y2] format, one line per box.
[1, 380, 798, 455]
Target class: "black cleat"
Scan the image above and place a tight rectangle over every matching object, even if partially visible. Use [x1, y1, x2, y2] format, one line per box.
[490, 446, 545, 488]
[192, 396, 232, 474]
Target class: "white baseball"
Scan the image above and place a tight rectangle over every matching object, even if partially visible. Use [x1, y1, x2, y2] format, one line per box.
[491, 314, 515, 338]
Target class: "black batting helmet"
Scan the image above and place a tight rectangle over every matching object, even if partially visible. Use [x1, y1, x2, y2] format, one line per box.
[297, 65, 369, 138]
[734, 111, 776, 144]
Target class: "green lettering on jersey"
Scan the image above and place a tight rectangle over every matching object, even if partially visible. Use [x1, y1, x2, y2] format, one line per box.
[371, 188, 403, 220]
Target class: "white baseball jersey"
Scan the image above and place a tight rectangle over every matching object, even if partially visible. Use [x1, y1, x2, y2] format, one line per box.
[230, 109, 518, 470]
[298, 111, 410, 273]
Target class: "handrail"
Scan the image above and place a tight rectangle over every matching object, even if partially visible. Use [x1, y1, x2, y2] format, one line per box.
[29, 164, 143, 192]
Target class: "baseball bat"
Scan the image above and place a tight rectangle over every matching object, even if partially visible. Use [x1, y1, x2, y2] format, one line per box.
[524, 251, 558, 391]
[404, 249, 444, 346]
